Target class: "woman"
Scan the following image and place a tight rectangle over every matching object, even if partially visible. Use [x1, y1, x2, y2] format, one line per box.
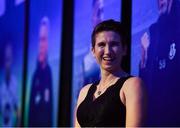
[75, 19, 147, 127]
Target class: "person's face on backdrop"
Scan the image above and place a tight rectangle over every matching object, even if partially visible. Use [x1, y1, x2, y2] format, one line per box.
[158, 0, 169, 15]
[38, 24, 48, 64]
[92, 31, 126, 72]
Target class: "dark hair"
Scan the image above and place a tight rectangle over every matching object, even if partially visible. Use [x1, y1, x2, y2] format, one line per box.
[91, 19, 126, 48]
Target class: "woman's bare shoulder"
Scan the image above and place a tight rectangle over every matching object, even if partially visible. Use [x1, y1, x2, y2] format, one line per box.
[79, 84, 92, 97]
[122, 76, 146, 95]
[77, 84, 92, 106]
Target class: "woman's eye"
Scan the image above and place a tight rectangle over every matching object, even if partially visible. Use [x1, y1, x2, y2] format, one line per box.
[97, 42, 105, 47]
[111, 41, 120, 47]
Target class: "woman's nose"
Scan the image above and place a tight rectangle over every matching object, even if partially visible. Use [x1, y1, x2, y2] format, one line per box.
[104, 45, 112, 54]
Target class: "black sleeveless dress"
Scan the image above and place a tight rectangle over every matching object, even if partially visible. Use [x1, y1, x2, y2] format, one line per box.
[77, 76, 131, 127]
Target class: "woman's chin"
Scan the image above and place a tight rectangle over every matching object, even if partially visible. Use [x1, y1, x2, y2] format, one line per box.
[102, 65, 117, 72]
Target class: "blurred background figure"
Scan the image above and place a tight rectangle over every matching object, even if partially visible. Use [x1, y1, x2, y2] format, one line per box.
[139, 0, 180, 126]
[0, 42, 19, 127]
[28, 16, 53, 127]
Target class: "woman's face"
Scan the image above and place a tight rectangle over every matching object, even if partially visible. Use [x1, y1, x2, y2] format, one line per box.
[92, 31, 126, 72]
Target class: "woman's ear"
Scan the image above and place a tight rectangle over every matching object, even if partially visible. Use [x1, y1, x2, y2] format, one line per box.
[91, 47, 95, 57]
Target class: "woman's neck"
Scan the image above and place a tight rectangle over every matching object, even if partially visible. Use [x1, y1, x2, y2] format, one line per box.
[100, 68, 127, 87]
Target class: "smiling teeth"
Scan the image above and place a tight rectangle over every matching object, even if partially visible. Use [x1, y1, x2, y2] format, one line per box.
[103, 57, 113, 61]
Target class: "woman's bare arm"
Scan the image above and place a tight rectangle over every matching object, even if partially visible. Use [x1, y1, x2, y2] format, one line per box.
[121, 77, 147, 127]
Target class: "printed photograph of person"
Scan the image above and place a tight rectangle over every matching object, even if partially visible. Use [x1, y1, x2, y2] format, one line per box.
[28, 16, 53, 127]
[139, 0, 180, 126]
[0, 43, 20, 127]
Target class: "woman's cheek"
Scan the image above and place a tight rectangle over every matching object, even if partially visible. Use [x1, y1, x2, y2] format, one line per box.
[97, 47, 104, 54]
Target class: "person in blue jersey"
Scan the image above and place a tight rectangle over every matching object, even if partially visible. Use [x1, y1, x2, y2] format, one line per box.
[75, 19, 147, 127]
[139, 0, 180, 126]
[28, 16, 53, 127]
[0, 42, 20, 127]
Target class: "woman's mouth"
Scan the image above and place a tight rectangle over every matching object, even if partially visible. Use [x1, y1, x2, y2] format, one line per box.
[103, 57, 114, 61]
